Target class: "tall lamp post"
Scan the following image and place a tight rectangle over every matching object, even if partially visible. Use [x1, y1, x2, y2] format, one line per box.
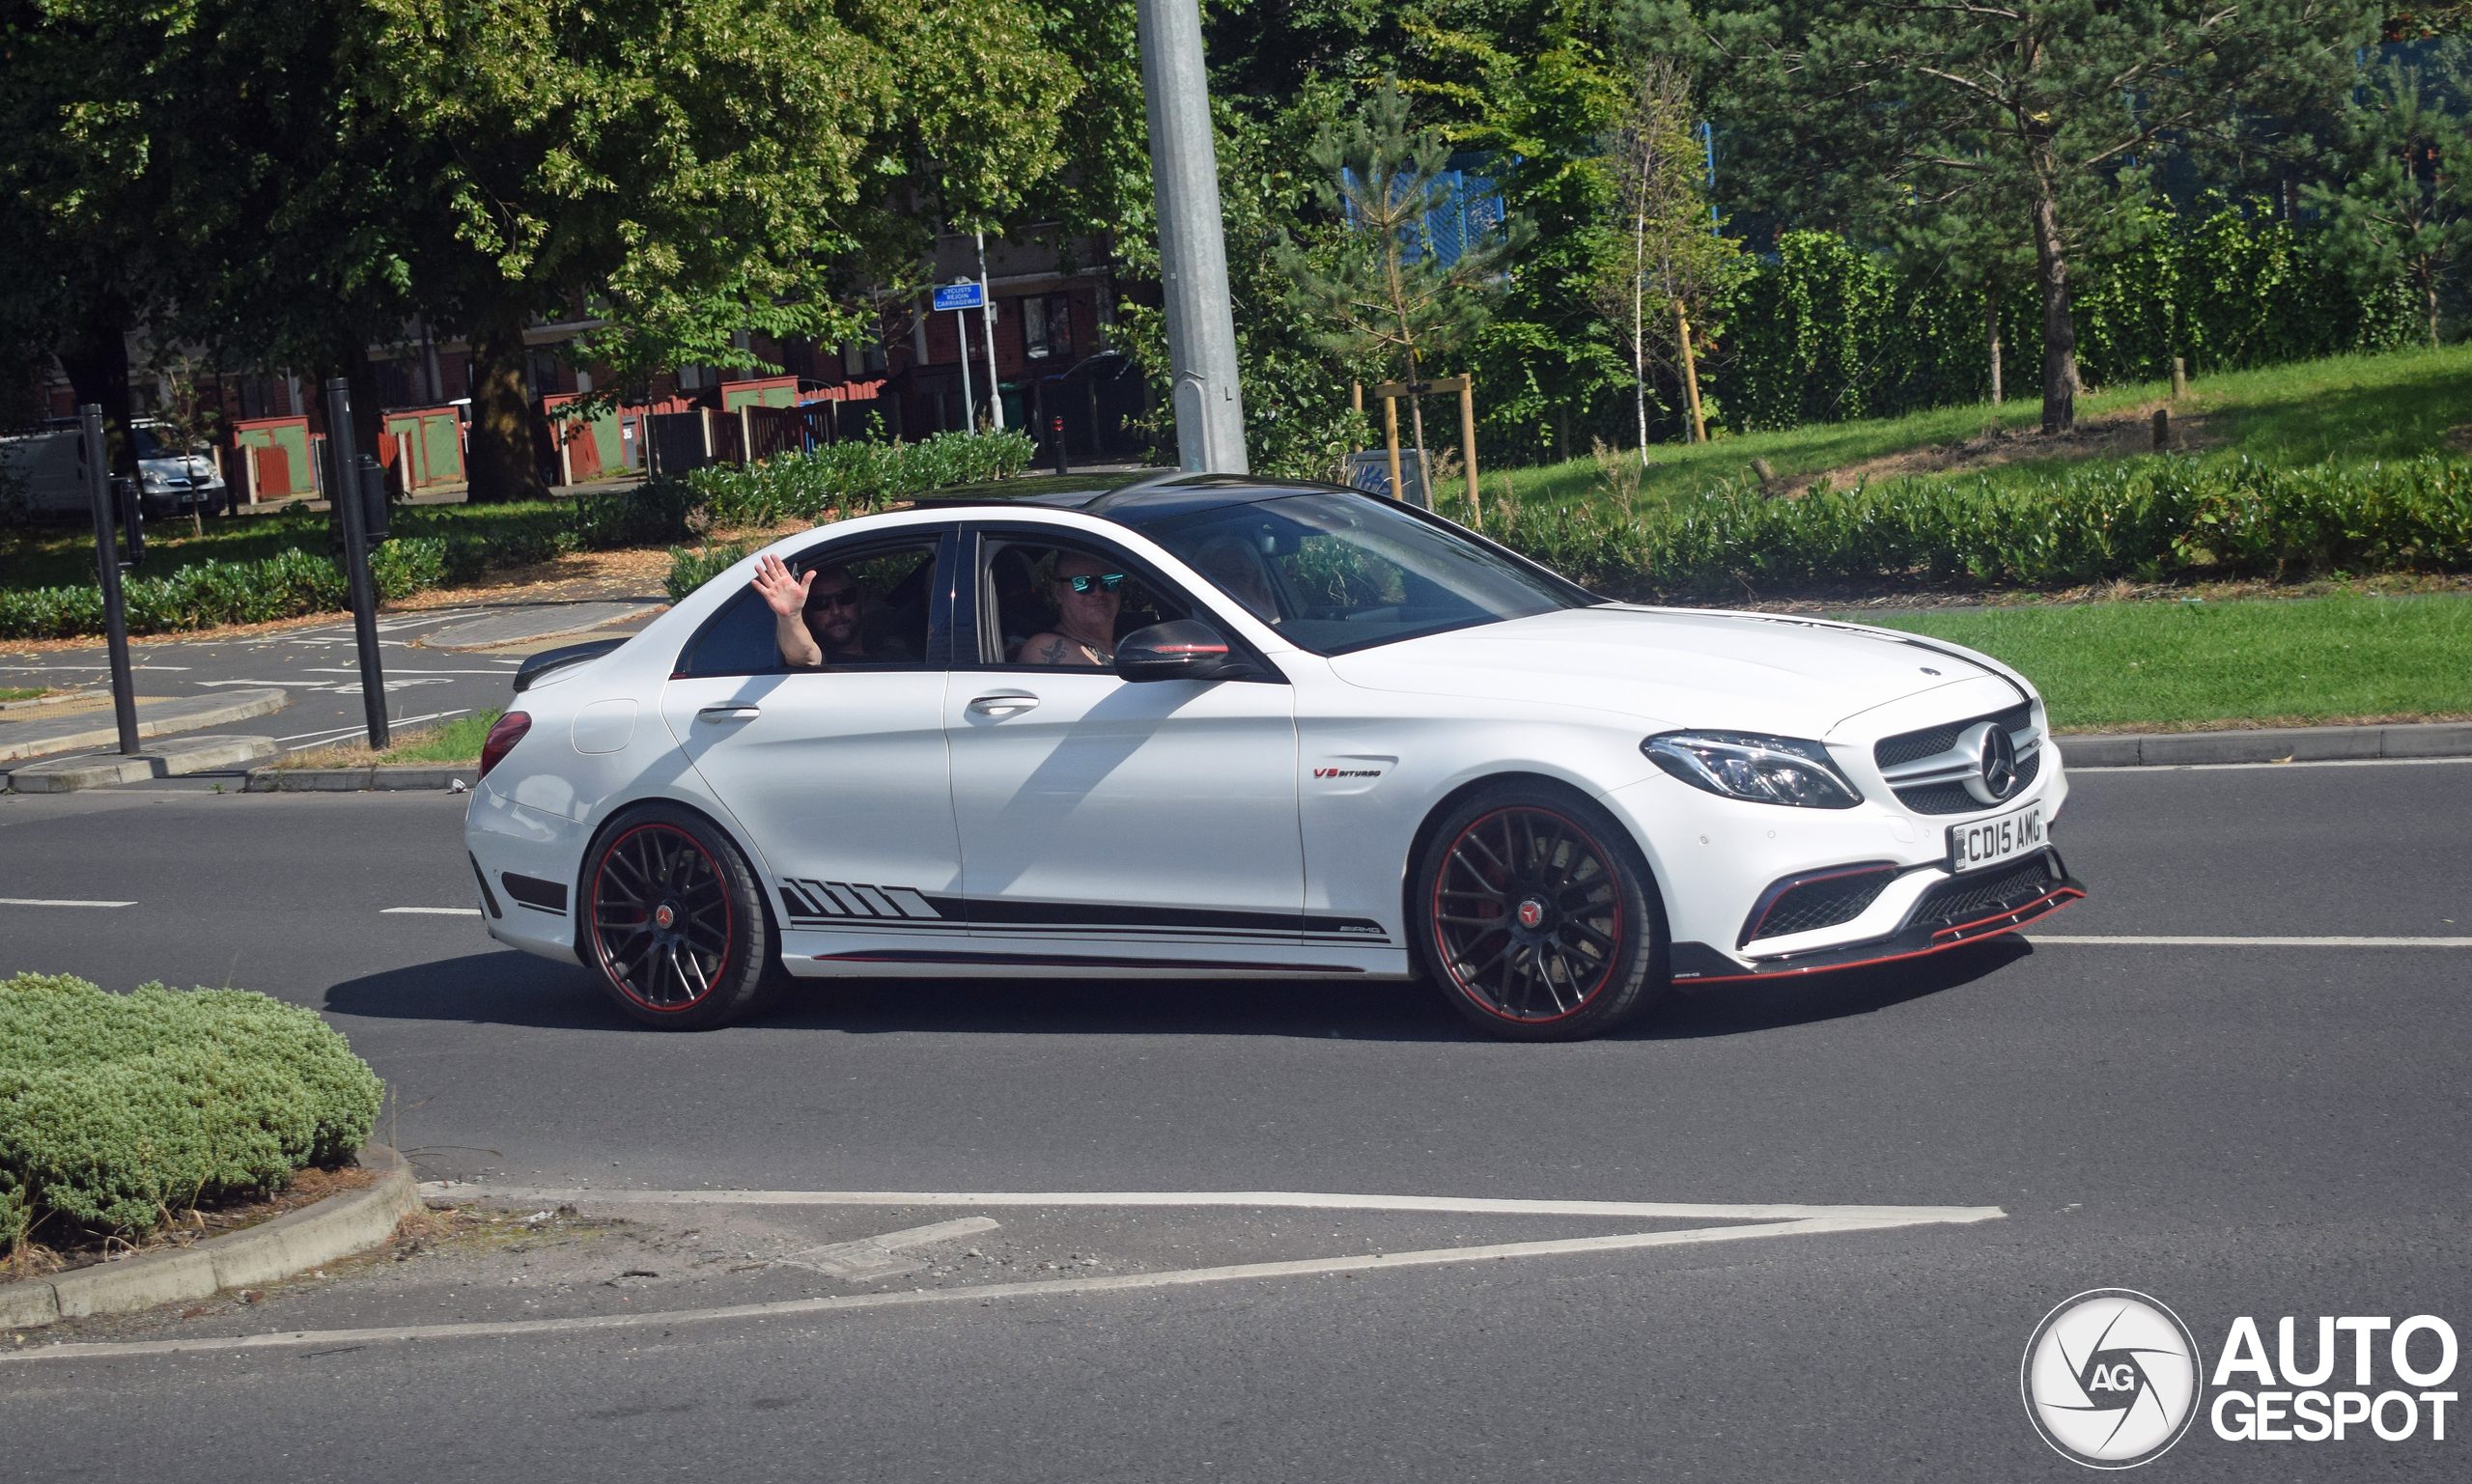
[1136, 0, 1247, 474]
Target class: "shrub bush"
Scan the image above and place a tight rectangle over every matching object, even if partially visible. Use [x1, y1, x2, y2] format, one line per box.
[685, 429, 1036, 527]
[1471, 455, 2472, 600]
[664, 543, 748, 602]
[0, 973, 384, 1246]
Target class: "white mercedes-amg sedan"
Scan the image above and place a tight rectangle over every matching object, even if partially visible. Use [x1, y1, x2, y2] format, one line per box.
[465, 475, 2083, 1040]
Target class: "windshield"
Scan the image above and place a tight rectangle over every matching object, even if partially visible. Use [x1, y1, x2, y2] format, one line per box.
[1139, 491, 1593, 655]
[130, 426, 173, 460]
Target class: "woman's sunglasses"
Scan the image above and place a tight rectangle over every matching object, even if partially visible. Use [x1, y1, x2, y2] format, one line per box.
[1063, 573, 1126, 594]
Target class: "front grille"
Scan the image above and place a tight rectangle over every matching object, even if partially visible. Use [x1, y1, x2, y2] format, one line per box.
[1910, 854, 2060, 929]
[1747, 866, 1897, 943]
[1873, 701, 2032, 771]
[1894, 746, 2041, 815]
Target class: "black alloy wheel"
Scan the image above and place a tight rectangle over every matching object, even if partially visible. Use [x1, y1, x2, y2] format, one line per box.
[1414, 785, 1667, 1041]
[583, 804, 779, 1029]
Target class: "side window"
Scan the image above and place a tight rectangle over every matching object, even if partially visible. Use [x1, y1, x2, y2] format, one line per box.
[677, 537, 944, 676]
[976, 535, 1193, 666]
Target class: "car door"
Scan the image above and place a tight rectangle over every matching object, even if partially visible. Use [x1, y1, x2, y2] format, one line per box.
[658, 526, 969, 971]
[941, 524, 1322, 971]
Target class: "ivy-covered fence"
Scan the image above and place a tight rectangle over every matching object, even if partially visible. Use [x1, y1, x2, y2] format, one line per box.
[1719, 210, 2420, 432]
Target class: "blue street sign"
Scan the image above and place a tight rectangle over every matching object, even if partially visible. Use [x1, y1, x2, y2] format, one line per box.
[933, 282, 985, 312]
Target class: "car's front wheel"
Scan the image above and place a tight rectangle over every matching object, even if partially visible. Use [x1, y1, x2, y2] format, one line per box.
[1413, 784, 1667, 1041]
[581, 804, 779, 1029]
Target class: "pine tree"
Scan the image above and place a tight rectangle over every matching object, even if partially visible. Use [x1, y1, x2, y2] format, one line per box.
[2306, 59, 2472, 349]
[1275, 80, 1533, 497]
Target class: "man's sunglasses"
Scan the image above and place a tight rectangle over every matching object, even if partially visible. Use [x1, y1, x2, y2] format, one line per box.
[804, 587, 860, 612]
[1062, 573, 1126, 595]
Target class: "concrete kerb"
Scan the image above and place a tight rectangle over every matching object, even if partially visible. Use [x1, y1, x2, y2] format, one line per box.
[246, 764, 470, 793]
[0, 1145, 421, 1330]
[2061, 719, 2472, 767]
[7, 734, 278, 794]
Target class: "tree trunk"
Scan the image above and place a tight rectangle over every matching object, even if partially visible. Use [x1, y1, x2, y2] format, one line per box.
[55, 296, 139, 477]
[1986, 291, 2004, 406]
[1407, 390, 1431, 506]
[1633, 210, 1650, 466]
[2029, 185, 2079, 434]
[2426, 275, 2442, 350]
[465, 299, 548, 504]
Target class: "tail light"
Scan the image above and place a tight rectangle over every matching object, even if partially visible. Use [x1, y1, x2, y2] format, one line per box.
[479, 712, 531, 779]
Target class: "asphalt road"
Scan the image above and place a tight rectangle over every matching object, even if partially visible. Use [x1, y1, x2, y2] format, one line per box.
[0, 758, 2466, 1481]
[0, 602, 660, 757]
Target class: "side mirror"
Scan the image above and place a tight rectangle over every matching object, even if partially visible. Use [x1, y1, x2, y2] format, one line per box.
[1116, 619, 1250, 683]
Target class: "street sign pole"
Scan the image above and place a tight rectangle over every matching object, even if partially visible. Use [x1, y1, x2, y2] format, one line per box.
[77, 404, 141, 756]
[975, 233, 1004, 431]
[323, 378, 390, 748]
[935, 281, 986, 435]
[1137, 0, 1248, 473]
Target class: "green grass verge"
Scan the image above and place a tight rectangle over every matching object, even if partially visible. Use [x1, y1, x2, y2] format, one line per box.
[0, 687, 42, 702]
[1863, 594, 2472, 731]
[1497, 341, 2472, 511]
[273, 708, 501, 769]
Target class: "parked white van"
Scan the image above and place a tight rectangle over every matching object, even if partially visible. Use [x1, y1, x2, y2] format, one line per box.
[0, 419, 230, 520]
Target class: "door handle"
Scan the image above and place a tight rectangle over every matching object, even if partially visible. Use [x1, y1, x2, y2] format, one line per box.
[967, 693, 1040, 717]
[697, 705, 762, 722]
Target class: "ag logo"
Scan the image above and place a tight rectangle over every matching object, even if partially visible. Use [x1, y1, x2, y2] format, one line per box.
[2022, 1289, 2202, 1469]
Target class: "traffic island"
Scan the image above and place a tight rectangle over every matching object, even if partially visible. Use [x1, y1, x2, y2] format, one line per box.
[0, 1146, 419, 1329]
[0, 687, 288, 764]
[6, 734, 278, 793]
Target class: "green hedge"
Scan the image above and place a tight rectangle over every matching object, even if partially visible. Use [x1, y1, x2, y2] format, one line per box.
[0, 973, 384, 1246]
[684, 429, 1036, 527]
[1475, 455, 2472, 601]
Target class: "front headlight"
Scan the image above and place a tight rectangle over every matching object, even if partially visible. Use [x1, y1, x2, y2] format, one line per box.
[141, 470, 169, 490]
[1643, 730, 1864, 809]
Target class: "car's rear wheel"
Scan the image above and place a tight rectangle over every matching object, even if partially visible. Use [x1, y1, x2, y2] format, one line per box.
[1414, 785, 1667, 1041]
[582, 805, 778, 1029]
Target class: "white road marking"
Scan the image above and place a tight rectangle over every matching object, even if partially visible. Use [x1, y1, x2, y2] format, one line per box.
[383, 907, 483, 916]
[301, 667, 530, 677]
[0, 897, 134, 908]
[414, 1186, 2005, 1225]
[2030, 934, 2472, 947]
[276, 709, 468, 748]
[0, 1212, 1982, 1363]
[774, 1217, 1002, 1281]
[2071, 755, 2472, 773]
[0, 664, 191, 672]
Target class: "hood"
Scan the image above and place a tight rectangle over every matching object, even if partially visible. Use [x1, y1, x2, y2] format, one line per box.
[1324, 605, 2021, 737]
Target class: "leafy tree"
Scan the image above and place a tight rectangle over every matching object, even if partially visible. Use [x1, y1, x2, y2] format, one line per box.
[358, 0, 1078, 500]
[1276, 80, 1531, 494]
[1600, 59, 1749, 453]
[1688, 0, 2380, 433]
[2306, 58, 2472, 348]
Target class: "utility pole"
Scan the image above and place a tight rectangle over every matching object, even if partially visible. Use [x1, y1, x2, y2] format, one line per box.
[1137, 0, 1247, 473]
[324, 378, 390, 748]
[78, 405, 140, 756]
[975, 232, 1005, 431]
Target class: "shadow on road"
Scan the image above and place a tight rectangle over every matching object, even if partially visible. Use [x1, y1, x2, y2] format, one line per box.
[1634, 937, 2030, 1040]
[323, 938, 2027, 1041]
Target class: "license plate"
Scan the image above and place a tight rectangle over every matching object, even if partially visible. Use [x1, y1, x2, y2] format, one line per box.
[1949, 800, 2045, 874]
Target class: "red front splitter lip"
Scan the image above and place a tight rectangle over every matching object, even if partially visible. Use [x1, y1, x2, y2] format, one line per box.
[1671, 861, 2087, 988]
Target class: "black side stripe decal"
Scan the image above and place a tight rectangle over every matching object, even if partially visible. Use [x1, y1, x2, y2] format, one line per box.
[777, 879, 1391, 944]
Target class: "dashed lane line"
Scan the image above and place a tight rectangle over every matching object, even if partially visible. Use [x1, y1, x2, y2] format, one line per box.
[0, 1212, 1988, 1363]
[384, 907, 482, 916]
[2029, 935, 2472, 947]
[0, 897, 133, 908]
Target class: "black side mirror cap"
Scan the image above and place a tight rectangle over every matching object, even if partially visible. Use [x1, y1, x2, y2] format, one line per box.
[1116, 619, 1251, 683]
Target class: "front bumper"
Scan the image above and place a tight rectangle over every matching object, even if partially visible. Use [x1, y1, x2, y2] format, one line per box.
[1669, 847, 2085, 985]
